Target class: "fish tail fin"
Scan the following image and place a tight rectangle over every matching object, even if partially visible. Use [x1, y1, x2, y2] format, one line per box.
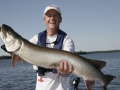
[103, 75, 116, 90]
[105, 75, 116, 84]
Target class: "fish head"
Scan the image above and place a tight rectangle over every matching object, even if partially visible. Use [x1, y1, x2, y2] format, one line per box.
[0, 24, 22, 52]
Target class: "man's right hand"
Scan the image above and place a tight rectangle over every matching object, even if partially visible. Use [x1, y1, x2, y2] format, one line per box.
[53, 60, 73, 75]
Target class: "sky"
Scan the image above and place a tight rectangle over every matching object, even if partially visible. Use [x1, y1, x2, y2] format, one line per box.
[0, 0, 120, 56]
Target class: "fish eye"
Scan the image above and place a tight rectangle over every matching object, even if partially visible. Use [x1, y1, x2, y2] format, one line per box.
[8, 32, 12, 35]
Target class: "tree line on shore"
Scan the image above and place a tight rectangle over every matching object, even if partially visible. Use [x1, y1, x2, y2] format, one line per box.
[74, 50, 120, 55]
[0, 55, 12, 59]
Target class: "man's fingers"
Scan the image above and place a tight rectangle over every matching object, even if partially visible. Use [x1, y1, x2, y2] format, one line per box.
[59, 61, 64, 73]
[60, 61, 69, 75]
[63, 61, 68, 74]
[62, 61, 73, 74]
[69, 64, 73, 73]
[64, 61, 68, 71]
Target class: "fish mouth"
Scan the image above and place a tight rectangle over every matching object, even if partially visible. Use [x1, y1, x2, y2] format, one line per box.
[6, 39, 16, 46]
[0, 24, 9, 38]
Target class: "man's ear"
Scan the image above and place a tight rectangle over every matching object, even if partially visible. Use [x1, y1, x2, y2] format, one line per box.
[43, 17, 46, 24]
[60, 17, 62, 23]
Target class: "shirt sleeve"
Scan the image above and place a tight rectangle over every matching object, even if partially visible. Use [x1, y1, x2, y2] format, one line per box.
[29, 35, 38, 44]
[62, 36, 75, 53]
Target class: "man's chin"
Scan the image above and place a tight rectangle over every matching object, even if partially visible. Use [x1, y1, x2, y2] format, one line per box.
[49, 26, 57, 29]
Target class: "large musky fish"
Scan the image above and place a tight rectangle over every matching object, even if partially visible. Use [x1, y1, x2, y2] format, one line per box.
[0, 24, 116, 90]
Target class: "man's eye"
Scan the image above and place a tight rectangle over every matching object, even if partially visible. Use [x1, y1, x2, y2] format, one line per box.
[47, 14, 51, 17]
[54, 14, 59, 17]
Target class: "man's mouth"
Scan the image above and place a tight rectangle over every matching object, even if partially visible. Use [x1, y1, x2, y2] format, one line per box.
[50, 22, 56, 24]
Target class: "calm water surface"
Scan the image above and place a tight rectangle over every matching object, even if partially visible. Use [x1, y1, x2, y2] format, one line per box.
[0, 52, 120, 90]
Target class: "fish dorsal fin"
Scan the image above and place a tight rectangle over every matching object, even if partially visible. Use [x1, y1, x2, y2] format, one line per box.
[91, 59, 106, 70]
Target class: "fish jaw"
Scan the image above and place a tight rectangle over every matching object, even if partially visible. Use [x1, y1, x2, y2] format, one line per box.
[0, 24, 22, 52]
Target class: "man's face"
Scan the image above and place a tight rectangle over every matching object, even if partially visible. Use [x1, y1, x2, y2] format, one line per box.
[43, 9, 62, 30]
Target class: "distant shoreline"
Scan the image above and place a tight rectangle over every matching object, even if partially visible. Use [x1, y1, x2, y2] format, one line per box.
[0, 50, 120, 59]
[0, 55, 11, 59]
[74, 50, 120, 55]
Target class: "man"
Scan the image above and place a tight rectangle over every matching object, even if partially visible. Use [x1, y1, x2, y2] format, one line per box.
[30, 5, 75, 90]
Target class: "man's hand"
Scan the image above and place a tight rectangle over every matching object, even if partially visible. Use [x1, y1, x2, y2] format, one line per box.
[53, 61, 73, 75]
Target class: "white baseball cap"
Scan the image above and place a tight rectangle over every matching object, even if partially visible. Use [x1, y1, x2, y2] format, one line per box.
[43, 5, 61, 17]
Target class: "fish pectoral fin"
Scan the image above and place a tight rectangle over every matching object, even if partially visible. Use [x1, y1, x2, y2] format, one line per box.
[9, 52, 13, 56]
[91, 59, 106, 70]
[84, 80, 95, 90]
[11, 53, 19, 67]
[10, 52, 25, 67]
[18, 56, 25, 64]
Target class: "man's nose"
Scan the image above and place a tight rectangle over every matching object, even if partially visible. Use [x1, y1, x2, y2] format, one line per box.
[50, 16, 54, 19]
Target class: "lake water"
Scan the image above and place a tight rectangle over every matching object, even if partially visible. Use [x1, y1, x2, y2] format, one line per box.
[0, 52, 120, 90]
